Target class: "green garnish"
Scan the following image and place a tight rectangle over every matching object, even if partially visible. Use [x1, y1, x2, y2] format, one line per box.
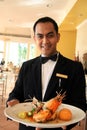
[27, 108, 36, 116]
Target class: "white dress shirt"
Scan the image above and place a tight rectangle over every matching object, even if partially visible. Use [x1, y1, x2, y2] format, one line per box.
[41, 60, 57, 99]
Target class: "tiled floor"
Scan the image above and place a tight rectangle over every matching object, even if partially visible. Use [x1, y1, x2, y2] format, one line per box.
[0, 98, 19, 130]
[0, 71, 19, 130]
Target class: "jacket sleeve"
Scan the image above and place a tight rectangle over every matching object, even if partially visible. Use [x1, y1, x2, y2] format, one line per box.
[7, 62, 25, 103]
[66, 62, 86, 129]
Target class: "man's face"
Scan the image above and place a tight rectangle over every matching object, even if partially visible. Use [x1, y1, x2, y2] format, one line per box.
[34, 22, 60, 56]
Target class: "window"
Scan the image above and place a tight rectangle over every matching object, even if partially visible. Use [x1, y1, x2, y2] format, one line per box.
[0, 40, 4, 62]
[6, 41, 28, 66]
[29, 44, 36, 59]
[0, 40, 37, 67]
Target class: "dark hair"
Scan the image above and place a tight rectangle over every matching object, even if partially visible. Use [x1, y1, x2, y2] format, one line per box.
[33, 16, 58, 33]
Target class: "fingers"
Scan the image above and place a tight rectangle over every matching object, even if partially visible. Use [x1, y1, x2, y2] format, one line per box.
[35, 128, 42, 130]
[61, 126, 67, 130]
[7, 99, 19, 107]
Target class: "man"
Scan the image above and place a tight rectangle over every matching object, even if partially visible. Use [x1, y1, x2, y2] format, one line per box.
[7, 17, 86, 130]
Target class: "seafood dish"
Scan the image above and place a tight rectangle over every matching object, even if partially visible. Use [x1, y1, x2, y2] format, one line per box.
[18, 91, 72, 123]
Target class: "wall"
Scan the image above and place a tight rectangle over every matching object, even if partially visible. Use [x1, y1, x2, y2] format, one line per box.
[76, 20, 87, 62]
[57, 30, 76, 60]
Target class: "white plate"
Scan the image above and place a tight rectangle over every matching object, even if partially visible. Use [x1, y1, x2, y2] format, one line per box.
[4, 103, 86, 128]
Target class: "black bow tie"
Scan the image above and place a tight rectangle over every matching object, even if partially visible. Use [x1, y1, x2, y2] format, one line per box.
[41, 54, 57, 64]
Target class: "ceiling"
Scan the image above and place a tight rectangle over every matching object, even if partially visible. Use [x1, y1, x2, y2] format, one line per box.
[60, 0, 87, 31]
[0, 0, 87, 42]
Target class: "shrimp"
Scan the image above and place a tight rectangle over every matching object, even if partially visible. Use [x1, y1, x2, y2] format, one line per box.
[33, 91, 66, 122]
[33, 109, 52, 122]
[43, 91, 66, 113]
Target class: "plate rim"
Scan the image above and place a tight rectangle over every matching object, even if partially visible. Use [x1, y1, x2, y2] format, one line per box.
[4, 103, 86, 128]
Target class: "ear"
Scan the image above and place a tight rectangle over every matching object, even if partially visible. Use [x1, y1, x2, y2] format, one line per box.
[58, 33, 60, 39]
[57, 33, 60, 42]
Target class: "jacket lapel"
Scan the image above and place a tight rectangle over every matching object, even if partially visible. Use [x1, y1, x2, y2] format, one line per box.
[43, 53, 66, 101]
[32, 57, 42, 100]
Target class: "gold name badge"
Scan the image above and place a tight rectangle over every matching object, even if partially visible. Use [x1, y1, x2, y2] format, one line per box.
[56, 73, 68, 79]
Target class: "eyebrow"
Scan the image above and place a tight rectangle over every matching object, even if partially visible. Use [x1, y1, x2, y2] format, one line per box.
[36, 31, 54, 36]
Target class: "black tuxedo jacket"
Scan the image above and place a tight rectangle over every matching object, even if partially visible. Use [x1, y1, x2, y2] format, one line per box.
[7, 53, 86, 130]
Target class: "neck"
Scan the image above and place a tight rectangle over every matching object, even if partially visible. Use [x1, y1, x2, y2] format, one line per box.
[41, 51, 58, 57]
